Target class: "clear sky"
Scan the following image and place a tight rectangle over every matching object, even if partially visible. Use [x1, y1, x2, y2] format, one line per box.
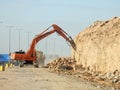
[0, 0, 120, 56]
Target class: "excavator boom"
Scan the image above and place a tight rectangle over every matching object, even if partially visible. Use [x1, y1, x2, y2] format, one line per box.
[27, 24, 76, 54]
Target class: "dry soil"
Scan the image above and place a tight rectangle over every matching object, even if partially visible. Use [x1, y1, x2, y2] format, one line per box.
[0, 67, 109, 90]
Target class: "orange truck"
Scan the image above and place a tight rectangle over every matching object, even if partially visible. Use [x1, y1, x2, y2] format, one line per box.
[10, 24, 76, 67]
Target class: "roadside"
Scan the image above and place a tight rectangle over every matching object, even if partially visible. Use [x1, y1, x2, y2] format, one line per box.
[0, 67, 112, 90]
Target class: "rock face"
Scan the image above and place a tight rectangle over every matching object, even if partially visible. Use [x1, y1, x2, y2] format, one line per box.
[72, 17, 120, 73]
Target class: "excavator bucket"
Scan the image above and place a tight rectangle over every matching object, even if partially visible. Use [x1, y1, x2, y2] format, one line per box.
[69, 37, 76, 50]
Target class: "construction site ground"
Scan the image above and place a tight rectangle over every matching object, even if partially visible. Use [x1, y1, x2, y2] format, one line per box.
[0, 67, 117, 90]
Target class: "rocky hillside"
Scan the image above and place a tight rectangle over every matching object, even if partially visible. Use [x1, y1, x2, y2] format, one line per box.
[72, 17, 120, 73]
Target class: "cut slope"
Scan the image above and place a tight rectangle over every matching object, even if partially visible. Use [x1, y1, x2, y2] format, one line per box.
[72, 17, 120, 73]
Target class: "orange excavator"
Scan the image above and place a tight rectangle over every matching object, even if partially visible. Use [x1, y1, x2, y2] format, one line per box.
[10, 24, 76, 67]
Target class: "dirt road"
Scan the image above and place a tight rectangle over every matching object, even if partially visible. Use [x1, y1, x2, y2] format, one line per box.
[0, 67, 113, 90]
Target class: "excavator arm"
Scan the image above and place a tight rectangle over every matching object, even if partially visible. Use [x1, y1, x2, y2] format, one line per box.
[27, 24, 76, 55]
[52, 24, 76, 50]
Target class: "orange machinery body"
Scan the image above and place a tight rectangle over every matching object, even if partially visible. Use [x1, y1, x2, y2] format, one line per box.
[10, 51, 36, 61]
[10, 24, 76, 62]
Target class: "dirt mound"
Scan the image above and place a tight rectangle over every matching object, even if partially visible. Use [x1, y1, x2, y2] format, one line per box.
[72, 17, 120, 73]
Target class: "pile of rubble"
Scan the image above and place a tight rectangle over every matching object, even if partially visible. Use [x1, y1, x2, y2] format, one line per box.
[98, 70, 120, 84]
[47, 57, 76, 73]
[47, 57, 120, 88]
